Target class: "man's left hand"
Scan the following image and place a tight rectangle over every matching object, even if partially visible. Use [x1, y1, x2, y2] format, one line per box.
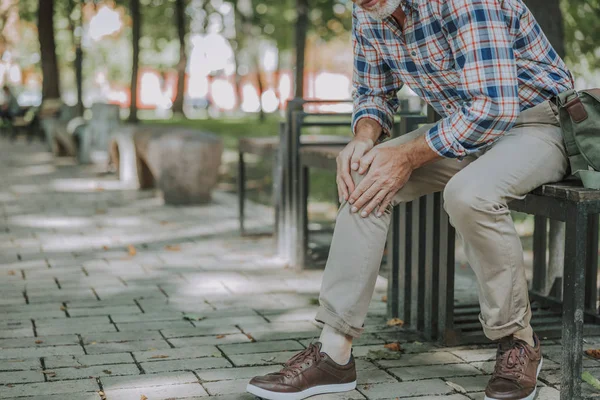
[348, 145, 414, 218]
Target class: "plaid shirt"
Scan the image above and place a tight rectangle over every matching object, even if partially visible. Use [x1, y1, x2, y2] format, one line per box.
[352, 0, 574, 158]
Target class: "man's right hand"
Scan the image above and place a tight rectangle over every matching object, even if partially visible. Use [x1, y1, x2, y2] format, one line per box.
[336, 118, 382, 203]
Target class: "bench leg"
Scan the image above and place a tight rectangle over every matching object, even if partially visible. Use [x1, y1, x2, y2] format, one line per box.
[561, 205, 587, 400]
[387, 205, 401, 318]
[532, 216, 547, 292]
[295, 165, 309, 270]
[238, 151, 246, 235]
[585, 214, 599, 313]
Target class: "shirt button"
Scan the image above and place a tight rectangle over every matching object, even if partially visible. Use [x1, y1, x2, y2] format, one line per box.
[411, 51, 417, 56]
[446, 105, 452, 110]
[426, 80, 432, 85]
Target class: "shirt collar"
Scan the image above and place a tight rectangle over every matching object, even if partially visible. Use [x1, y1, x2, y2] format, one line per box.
[402, 0, 418, 11]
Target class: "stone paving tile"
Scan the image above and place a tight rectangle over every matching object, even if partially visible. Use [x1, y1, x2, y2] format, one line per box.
[218, 340, 304, 355]
[0, 358, 42, 371]
[0, 335, 79, 348]
[44, 353, 135, 368]
[103, 383, 208, 399]
[133, 346, 220, 362]
[101, 371, 199, 390]
[0, 370, 45, 384]
[81, 330, 164, 344]
[46, 363, 140, 381]
[141, 357, 232, 373]
[0, 327, 35, 339]
[3, 393, 102, 400]
[398, 396, 471, 400]
[449, 347, 496, 362]
[447, 375, 493, 392]
[168, 334, 253, 347]
[227, 350, 302, 367]
[66, 305, 142, 317]
[36, 323, 117, 336]
[389, 363, 483, 381]
[0, 344, 85, 359]
[358, 379, 454, 399]
[375, 351, 465, 368]
[85, 339, 171, 354]
[356, 369, 398, 385]
[0, 379, 99, 398]
[115, 320, 194, 331]
[204, 378, 250, 395]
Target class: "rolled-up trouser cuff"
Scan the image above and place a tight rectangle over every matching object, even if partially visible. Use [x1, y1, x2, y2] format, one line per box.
[480, 302, 532, 341]
[315, 306, 364, 339]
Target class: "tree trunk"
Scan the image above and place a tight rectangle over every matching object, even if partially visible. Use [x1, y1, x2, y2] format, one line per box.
[38, 0, 61, 100]
[69, 0, 84, 116]
[172, 0, 187, 116]
[294, 0, 308, 99]
[129, 0, 141, 123]
[525, 0, 565, 58]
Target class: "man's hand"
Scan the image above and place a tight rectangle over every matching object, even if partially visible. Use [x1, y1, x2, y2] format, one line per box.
[336, 118, 381, 202]
[348, 146, 414, 217]
[348, 133, 442, 217]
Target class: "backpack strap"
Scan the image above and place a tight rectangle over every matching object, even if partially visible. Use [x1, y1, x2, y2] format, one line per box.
[555, 90, 600, 189]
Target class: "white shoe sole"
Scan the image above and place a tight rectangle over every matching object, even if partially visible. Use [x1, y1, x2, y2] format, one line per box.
[484, 357, 543, 400]
[246, 380, 356, 400]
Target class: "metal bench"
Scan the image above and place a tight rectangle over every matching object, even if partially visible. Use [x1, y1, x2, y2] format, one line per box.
[387, 181, 600, 400]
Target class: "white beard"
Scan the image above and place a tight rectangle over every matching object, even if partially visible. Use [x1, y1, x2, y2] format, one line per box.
[364, 0, 403, 20]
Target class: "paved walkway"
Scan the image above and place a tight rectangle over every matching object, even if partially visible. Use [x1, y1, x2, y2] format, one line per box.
[0, 137, 599, 400]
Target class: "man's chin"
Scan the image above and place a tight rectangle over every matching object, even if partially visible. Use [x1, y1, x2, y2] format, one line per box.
[364, 0, 402, 20]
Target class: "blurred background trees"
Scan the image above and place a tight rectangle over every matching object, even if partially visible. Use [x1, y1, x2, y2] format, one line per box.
[1, 0, 599, 122]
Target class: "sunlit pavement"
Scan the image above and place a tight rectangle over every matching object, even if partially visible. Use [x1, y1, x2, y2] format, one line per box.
[0, 137, 599, 400]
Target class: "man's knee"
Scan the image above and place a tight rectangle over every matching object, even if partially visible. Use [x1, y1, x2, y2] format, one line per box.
[443, 178, 507, 225]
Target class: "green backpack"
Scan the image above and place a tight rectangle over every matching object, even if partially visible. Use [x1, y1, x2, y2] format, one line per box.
[556, 88, 600, 189]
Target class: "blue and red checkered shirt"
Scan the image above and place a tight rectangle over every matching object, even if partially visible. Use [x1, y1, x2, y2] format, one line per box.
[352, 0, 574, 158]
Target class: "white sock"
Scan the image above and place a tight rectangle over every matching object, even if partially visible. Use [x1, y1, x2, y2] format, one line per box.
[513, 326, 535, 347]
[318, 324, 353, 365]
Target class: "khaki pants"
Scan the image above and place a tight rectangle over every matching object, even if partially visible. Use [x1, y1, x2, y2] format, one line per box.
[316, 100, 567, 340]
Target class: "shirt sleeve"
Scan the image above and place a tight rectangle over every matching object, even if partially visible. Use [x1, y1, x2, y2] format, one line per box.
[425, 0, 520, 159]
[351, 9, 404, 140]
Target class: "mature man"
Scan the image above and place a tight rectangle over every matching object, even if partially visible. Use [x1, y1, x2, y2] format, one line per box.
[247, 0, 573, 399]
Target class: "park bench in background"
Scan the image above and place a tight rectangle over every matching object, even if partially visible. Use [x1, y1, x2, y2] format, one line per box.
[8, 98, 62, 141]
[41, 104, 81, 157]
[110, 125, 223, 204]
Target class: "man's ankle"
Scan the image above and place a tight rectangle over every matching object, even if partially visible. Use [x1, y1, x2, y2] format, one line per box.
[319, 324, 353, 365]
[513, 325, 535, 347]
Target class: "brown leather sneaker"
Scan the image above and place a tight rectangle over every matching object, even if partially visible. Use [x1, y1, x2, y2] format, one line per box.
[246, 342, 356, 400]
[484, 333, 543, 400]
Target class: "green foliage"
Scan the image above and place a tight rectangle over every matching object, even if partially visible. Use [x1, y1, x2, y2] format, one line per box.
[562, 0, 600, 70]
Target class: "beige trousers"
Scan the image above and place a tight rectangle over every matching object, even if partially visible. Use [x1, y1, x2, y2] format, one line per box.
[316, 100, 568, 340]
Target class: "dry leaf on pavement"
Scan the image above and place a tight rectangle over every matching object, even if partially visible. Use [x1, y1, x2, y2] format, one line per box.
[149, 355, 170, 359]
[165, 245, 181, 251]
[103, 370, 112, 374]
[102, 246, 109, 251]
[383, 342, 403, 352]
[128, 245, 137, 256]
[386, 318, 404, 327]
[7, 270, 15, 275]
[381, 295, 387, 302]
[585, 349, 600, 359]
[35, 340, 43, 344]
[246, 333, 256, 342]
[140, 395, 148, 400]
[42, 371, 56, 377]
[216, 334, 226, 339]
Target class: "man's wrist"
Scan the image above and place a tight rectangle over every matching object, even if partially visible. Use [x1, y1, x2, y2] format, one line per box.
[354, 118, 382, 144]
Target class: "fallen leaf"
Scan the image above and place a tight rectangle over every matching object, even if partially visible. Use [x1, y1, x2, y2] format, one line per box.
[583, 371, 600, 390]
[446, 381, 467, 393]
[34, 340, 43, 344]
[381, 295, 387, 302]
[98, 391, 106, 400]
[182, 314, 205, 321]
[6, 384, 14, 388]
[383, 342, 403, 352]
[42, 370, 56, 377]
[216, 334, 226, 339]
[60, 306, 67, 311]
[246, 333, 256, 342]
[127, 245, 137, 256]
[95, 209, 107, 215]
[103, 369, 112, 374]
[149, 355, 170, 359]
[140, 396, 148, 400]
[386, 318, 404, 327]
[102, 245, 109, 251]
[585, 349, 600, 360]
[160, 221, 170, 225]
[7, 270, 15, 276]
[165, 245, 181, 251]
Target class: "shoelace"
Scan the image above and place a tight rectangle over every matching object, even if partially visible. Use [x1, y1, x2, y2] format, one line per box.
[274, 343, 322, 378]
[493, 340, 529, 382]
